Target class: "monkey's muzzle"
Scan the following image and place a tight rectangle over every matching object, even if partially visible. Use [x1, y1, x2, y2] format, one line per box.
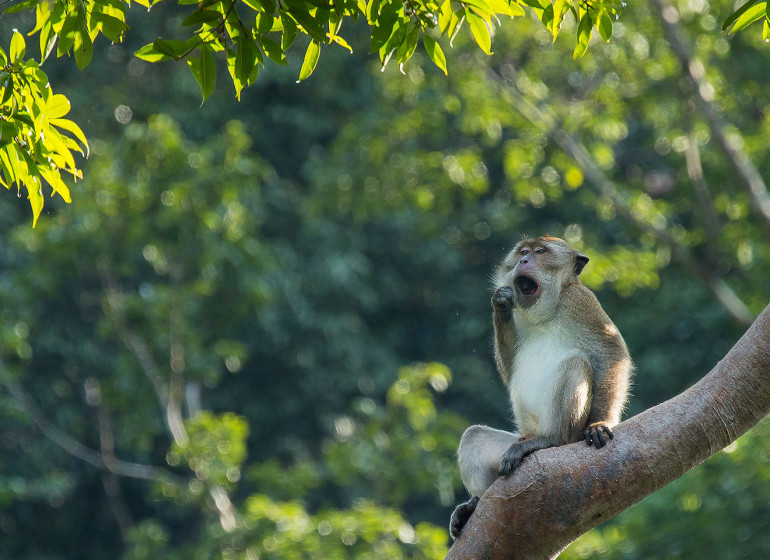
[514, 275, 539, 296]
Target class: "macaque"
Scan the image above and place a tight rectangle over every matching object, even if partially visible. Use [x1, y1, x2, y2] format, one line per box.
[450, 235, 632, 539]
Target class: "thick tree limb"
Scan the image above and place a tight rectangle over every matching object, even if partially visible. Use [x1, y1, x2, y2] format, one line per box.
[446, 303, 770, 560]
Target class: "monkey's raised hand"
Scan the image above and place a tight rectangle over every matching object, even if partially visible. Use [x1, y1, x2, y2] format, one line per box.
[580, 423, 614, 448]
[449, 496, 479, 539]
[492, 286, 514, 322]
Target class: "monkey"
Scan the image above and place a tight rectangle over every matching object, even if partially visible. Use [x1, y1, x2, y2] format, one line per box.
[449, 235, 632, 539]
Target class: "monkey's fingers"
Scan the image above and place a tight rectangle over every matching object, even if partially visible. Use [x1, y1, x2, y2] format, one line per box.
[583, 425, 614, 448]
[592, 428, 607, 448]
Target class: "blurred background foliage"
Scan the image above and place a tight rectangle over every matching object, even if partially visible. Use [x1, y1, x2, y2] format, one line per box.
[0, 0, 769, 557]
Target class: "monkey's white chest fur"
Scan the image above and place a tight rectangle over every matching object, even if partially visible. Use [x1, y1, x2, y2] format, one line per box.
[510, 322, 581, 437]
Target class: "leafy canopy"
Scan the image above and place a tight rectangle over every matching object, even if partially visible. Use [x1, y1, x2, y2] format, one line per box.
[0, 0, 767, 224]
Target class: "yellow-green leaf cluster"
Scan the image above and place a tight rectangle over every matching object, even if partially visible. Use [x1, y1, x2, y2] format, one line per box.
[0, 32, 87, 226]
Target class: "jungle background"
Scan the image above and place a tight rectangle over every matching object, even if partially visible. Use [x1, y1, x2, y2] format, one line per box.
[1, 0, 769, 557]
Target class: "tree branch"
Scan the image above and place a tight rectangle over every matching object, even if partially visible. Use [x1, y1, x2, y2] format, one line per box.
[446, 303, 770, 559]
[0, 363, 181, 484]
[101, 276, 238, 532]
[652, 0, 770, 229]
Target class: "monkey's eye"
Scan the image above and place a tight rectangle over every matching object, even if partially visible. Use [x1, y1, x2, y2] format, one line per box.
[520, 249, 530, 256]
[534, 247, 547, 254]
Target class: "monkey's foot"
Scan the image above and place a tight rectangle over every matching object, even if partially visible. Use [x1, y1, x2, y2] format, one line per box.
[580, 423, 614, 448]
[449, 496, 479, 539]
[492, 286, 514, 322]
[498, 443, 527, 476]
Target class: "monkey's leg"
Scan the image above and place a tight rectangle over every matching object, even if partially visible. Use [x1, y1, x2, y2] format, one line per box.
[499, 357, 592, 476]
[451, 425, 519, 537]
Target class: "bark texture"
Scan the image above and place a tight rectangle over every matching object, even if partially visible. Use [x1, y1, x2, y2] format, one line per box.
[446, 303, 770, 560]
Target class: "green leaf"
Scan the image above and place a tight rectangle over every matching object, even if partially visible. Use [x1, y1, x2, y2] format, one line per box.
[74, 32, 93, 70]
[135, 43, 172, 62]
[93, 13, 129, 42]
[297, 40, 320, 82]
[281, 14, 298, 50]
[256, 12, 274, 34]
[539, 3, 554, 27]
[765, 16, 770, 40]
[282, 0, 327, 42]
[47, 94, 71, 119]
[722, 0, 758, 31]
[466, 9, 493, 54]
[188, 46, 217, 104]
[181, 10, 223, 26]
[50, 118, 89, 156]
[240, 0, 268, 12]
[0, 121, 15, 148]
[236, 37, 258, 85]
[378, 19, 408, 70]
[39, 166, 72, 203]
[366, 0, 381, 21]
[573, 12, 592, 58]
[547, 0, 569, 40]
[260, 37, 286, 64]
[597, 10, 612, 41]
[726, 1, 766, 32]
[4, 0, 37, 15]
[396, 25, 419, 66]
[153, 39, 194, 59]
[57, 15, 78, 57]
[484, 0, 525, 17]
[39, 22, 58, 63]
[519, 0, 547, 8]
[10, 31, 26, 63]
[422, 35, 447, 75]
[461, 0, 494, 22]
[27, 174, 44, 228]
[439, 0, 457, 33]
[370, 1, 400, 53]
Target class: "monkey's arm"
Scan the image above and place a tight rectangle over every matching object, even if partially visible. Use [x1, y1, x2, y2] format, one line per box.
[582, 341, 632, 447]
[492, 286, 517, 385]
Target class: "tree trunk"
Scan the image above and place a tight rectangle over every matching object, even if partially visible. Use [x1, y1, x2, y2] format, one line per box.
[445, 303, 770, 560]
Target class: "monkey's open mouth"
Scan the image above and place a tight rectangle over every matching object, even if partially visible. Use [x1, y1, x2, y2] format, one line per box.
[514, 275, 539, 296]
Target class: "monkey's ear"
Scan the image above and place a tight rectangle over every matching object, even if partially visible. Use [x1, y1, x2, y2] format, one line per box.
[574, 253, 589, 275]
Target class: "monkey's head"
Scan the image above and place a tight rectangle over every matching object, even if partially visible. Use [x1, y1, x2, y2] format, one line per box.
[495, 236, 589, 310]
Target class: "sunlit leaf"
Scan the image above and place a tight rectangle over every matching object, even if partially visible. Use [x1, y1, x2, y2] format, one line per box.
[722, 0, 758, 31]
[50, 118, 89, 156]
[466, 9, 493, 54]
[597, 10, 612, 41]
[573, 12, 592, 58]
[726, 1, 766, 32]
[39, 166, 72, 203]
[47, 94, 71, 119]
[423, 35, 447, 75]
[10, 31, 26, 63]
[297, 40, 320, 82]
